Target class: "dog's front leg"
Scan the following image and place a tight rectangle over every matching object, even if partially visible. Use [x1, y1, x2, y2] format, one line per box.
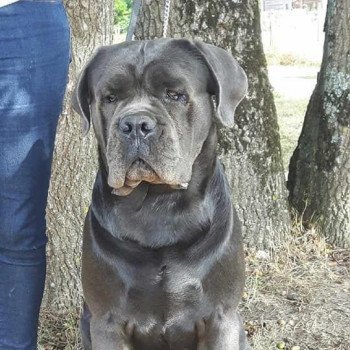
[90, 318, 134, 350]
[196, 306, 250, 350]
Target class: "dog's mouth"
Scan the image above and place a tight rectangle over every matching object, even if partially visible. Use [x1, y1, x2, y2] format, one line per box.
[110, 158, 189, 196]
[110, 158, 162, 196]
[126, 158, 161, 183]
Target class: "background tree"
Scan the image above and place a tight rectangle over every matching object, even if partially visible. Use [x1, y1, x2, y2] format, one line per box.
[288, 0, 350, 248]
[44, 0, 114, 309]
[135, 0, 291, 248]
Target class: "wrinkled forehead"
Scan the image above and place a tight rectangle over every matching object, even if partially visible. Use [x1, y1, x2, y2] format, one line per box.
[89, 39, 211, 90]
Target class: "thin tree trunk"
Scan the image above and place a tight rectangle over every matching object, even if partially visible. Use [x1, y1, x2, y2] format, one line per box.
[44, 0, 114, 309]
[135, 0, 291, 248]
[288, 0, 350, 248]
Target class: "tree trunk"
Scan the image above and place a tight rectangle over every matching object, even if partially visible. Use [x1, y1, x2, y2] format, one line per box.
[44, 0, 114, 309]
[135, 0, 291, 248]
[288, 0, 350, 248]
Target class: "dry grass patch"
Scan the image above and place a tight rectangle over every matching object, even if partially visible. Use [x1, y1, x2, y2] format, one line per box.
[242, 219, 350, 350]
[39, 308, 81, 350]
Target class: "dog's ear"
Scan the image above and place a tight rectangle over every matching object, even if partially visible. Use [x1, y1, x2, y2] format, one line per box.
[193, 41, 248, 127]
[71, 48, 102, 136]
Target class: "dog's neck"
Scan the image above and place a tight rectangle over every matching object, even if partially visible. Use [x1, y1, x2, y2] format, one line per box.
[91, 125, 232, 248]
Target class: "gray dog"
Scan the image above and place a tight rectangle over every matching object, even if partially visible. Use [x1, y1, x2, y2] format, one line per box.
[72, 38, 249, 350]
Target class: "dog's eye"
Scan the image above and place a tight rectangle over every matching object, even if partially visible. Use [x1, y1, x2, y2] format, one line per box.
[106, 94, 117, 103]
[166, 89, 188, 104]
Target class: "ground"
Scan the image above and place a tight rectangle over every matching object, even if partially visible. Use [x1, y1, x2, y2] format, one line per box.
[268, 65, 319, 170]
[38, 65, 350, 349]
[242, 226, 350, 350]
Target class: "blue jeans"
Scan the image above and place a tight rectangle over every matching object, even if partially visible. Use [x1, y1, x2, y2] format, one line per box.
[0, 1, 70, 348]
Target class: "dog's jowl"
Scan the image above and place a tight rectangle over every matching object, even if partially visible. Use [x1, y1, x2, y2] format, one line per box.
[72, 38, 250, 350]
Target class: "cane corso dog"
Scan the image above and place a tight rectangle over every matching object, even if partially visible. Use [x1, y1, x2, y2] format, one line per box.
[72, 38, 249, 350]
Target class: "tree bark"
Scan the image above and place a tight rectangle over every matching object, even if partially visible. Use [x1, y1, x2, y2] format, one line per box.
[288, 0, 350, 247]
[44, 0, 114, 309]
[135, 0, 291, 248]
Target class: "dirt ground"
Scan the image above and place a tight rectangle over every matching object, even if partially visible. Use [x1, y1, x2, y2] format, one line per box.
[38, 65, 350, 349]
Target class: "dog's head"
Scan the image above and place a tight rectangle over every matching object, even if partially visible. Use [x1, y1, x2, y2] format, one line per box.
[72, 39, 247, 196]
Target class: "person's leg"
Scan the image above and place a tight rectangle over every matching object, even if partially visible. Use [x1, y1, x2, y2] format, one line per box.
[0, 1, 70, 348]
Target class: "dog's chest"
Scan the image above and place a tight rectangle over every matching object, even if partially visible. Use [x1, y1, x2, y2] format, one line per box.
[115, 262, 207, 349]
[119, 259, 206, 320]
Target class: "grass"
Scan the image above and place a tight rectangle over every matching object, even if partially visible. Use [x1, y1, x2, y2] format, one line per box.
[38, 222, 350, 349]
[266, 52, 320, 67]
[39, 310, 81, 350]
[274, 93, 309, 170]
[39, 309, 81, 350]
[242, 218, 350, 350]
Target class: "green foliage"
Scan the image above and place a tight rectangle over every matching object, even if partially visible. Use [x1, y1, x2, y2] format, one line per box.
[115, 0, 132, 32]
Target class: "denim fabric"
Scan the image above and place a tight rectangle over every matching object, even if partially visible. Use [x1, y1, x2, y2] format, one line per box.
[0, 1, 70, 348]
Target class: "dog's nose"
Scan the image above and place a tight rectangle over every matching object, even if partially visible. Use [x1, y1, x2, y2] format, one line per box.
[119, 115, 156, 138]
